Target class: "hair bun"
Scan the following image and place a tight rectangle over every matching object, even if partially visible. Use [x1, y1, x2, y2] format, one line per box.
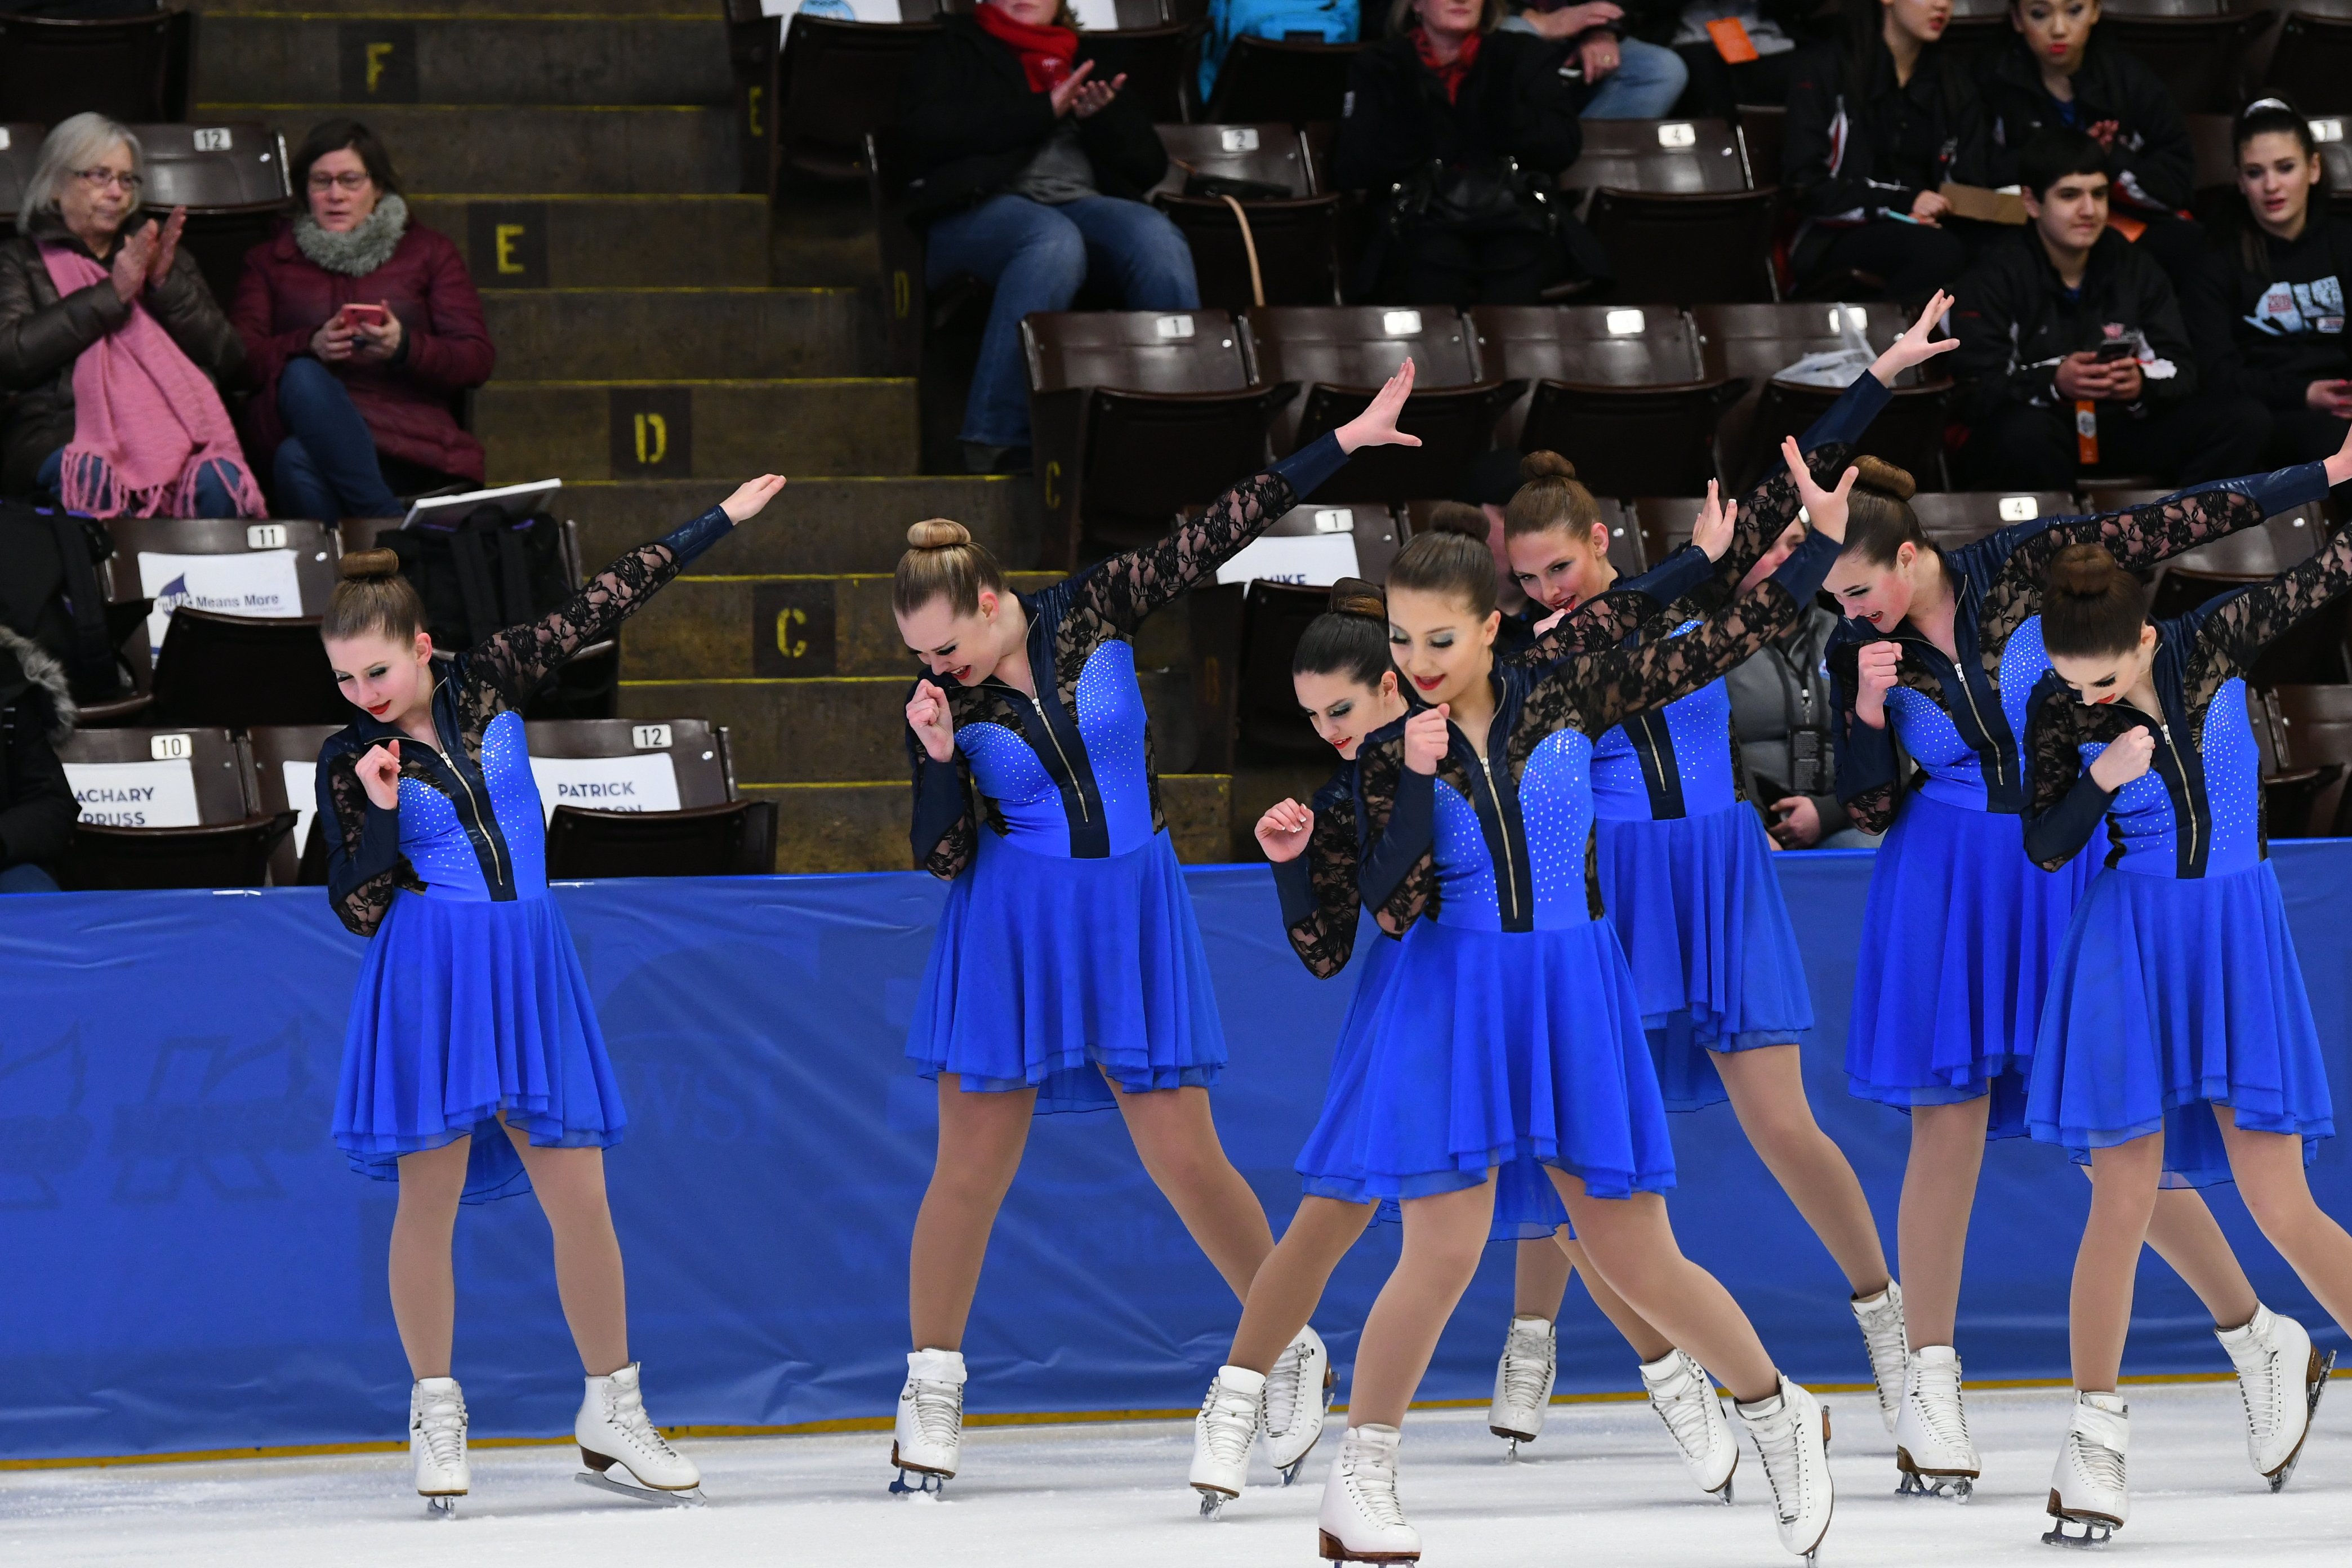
[907, 518, 972, 550]
[1519, 450, 1577, 483]
[1328, 577, 1386, 621]
[1850, 456, 1917, 502]
[338, 547, 403, 582]
[1423, 501, 1489, 541]
[2047, 541, 2122, 598]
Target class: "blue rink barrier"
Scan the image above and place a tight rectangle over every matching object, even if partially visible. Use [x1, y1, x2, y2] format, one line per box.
[2, 845, 2347, 1462]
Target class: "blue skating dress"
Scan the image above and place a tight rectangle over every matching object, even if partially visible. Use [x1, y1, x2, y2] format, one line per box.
[1827, 466, 2325, 1137]
[1326, 484, 1850, 1210]
[2020, 526, 2350, 1185]
[320, 507, 736, 1204]
[905, 437, 1349, 1112]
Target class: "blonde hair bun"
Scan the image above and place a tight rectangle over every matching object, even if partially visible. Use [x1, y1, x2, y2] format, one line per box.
[1851, 456, 1917, 502]
[338, 548, 403, 582]
[907, 518, 972, 550]
[1518, 450, 1578, 483]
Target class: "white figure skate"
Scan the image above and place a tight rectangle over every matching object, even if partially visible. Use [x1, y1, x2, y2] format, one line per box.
[1487, 1315, 1557, 1456]
[1850, 1280, 1909, 1433]
[1263, 1327, 1334, 1483]
[1316, 1423, 1420, 1563]
[1640, 1349, 1738, 1501]
[2043, 1391, 2128, 1547]
[1894, 1344, 1978, 1500]
[1190, 1365, 1264, 1516]
[891, 1346, 965, 1495]
[574, 1363, 703, 1505]
[409, 1377, 468, 1518]
[2217, 1303, 2333, 1491]
[1735, 1377, 1835, 1563]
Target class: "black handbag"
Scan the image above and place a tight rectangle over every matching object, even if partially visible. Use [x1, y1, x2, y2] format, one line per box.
[377, 505, 573, 654]
[0, 499, 126, 703]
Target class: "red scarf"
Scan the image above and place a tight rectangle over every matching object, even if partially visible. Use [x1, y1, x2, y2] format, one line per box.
[974, 2, 1079, 93]
[1413, 25, 1481, 104]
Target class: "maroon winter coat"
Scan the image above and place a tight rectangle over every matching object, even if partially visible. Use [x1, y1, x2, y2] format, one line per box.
[230, 220, 493, 483]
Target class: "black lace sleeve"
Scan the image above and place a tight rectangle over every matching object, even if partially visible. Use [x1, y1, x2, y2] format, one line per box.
[909, 735, 978, 880]
[2021, 684, 2115, 872]
[1981, 488, 2268, 665]
[1353, 734, 1438, 936]
[1280, 804, 1365, 978]
[1549, 577, 1812, 738]
[319, 747, 424, 937]
[2189, 522, 2352, 705]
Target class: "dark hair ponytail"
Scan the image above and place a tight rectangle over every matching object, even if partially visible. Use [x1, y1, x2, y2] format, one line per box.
[1388, 507, 1498, 617]
[2042, 543, 2148, 658]
[1292, 577, 1392, 692]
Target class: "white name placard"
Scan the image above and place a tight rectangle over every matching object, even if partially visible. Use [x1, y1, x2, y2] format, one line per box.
[527, 754, 682, 823]
[759, 0, 901, 20]
[138, 550, 305, 658]
[65, 760, 201, 828]
[1215, 532, 1362, 589]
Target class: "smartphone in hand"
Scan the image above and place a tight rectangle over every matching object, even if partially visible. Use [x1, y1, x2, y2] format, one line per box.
[338, 302, 390, 329]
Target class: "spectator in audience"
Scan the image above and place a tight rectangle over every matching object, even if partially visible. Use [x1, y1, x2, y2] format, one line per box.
[899, 0, 1198, 475]
[1196, 0, 1356, 106]
[1658, 0, 1825, 119]
[0, 626, 74, 895]
[1947, 128, 2270, 489]
[1334, 0, 1597, 304]
[2216, 99, 2352, 469]
[0, 114, 259, 516]
[1784, 0, 1990, 300]
[1501, 1, 1689, 119]
[231, 119, 493, 522]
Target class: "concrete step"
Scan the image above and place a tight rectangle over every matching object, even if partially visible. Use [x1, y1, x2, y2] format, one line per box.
[475, 377, 917, 483]
[408, 195, 768, 288]
[197, 0, 717, 15]
[566, 475, 1041, 574]
[198, 15, 730, 105]
[190, 103, 736, 193]
[479, 287, 864, 380]
[623, 666, 1198, 783]
[755, 774, 1233, 873]
[769, 176, 881, 289]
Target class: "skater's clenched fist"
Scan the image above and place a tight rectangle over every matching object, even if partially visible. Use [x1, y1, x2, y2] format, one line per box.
[907, 679, 956, 764]
[1255, 798, 1315, 863]
[1853, 639, 1903, 730]
[357, 740, 403, 812]
[2089, 725, 2156, 792]
[1404, 705, 1451, 776]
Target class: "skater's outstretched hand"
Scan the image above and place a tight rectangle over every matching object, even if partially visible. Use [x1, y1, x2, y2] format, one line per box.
[1255, 798, 1315, 862]
[722, 474, 787, 523]
[1403, 703, 1450, 776]
[1870, 290, 1959, 386]
[1780, 436, 1857, 545]
[1852, 638, 1901, 730]
[357, 740, 402, 812]
[2089, 725, 2155, 791]
[906, 678, 956, 764]
[1335, 359, 1423, 453]
[1691, 479, 1737, 563]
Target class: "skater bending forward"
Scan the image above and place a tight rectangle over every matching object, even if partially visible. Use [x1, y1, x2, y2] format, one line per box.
[317, 473, 787, 1513]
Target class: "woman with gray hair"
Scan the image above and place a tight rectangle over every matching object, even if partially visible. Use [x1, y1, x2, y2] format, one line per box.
[0, 113, 259, 516]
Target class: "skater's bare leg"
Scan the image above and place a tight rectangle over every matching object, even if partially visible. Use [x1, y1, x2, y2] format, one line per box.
[1713, 1044, 1891, 1294]
[1229, 1196, 1375, 1372]
[1552, 1170, 1778, 1402]
[1555, 1233, 1674, 1361]
[1348, 1177, 1499, 1427]
[1106, 1077, 1276, 1302]
[389, 1137, 471, 1380]
[502, 1121, 630, 1377]
[1898, 1095, 1992, 1347]
[909, 1075, 1035, 1351]
[2219, 1107, 2352, 1335]
[2080, 1167, 2261, 1329]
[1515, 1234, 1574, 1318]
[2069, 1134, 2165, 1391]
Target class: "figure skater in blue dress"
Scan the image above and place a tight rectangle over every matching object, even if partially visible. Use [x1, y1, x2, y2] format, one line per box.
[316, 472, 787, 1515]
[1819, 434, 2351, 1500]
[2022, 525, 2352, 1544]
[887, 366, 1422, 1494]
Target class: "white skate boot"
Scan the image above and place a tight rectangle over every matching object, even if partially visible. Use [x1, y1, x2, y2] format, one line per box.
[2217, 1303, 2333, 1491]
[2043, 1391, 2128, 1546]
[1316, 1423, 1420, 1563]
[891, 1347, 965, 1495]
[1640, 1349, 1738, 1502]
[1850, 1281, 1909, 1433]
[1894, 1344, 1978, 1500]
[1487, 1315, 1557, 1454]
[409, 1377, 468, 1517]
[1735, 1377, 1835, 1563]
[574, 1363, 703, 1505]
[1263, 1327, 1335, 1482]
[1190, 1365, 1264, 1516]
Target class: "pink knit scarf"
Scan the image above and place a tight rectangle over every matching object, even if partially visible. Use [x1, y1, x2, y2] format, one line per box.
[39, 244, 266, 518]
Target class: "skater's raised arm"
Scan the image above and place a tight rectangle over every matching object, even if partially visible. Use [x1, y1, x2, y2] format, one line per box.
[2192, 512, 2352, 696]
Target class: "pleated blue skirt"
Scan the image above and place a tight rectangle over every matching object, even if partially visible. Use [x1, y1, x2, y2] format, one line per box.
[2029, 861, 2332, 1187]
[905, 828, 1225, 1113]
[334, 888, 625, 1205]
[1596, 802, 1816, 1112]
[1845, 793, 2095, 1138]
[1297, 932, 1572, 1239]
[1306, 916, 1676, 1206]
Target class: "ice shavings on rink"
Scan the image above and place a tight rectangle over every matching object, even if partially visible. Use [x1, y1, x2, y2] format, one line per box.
[3, 1381, 2347, 1568]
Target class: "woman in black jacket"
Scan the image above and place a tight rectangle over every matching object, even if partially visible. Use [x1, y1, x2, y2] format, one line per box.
[898, 0, 1199, 473]
[1784, 0, 1989, 298]
[0, 626, 75, 894]
[1332, 0, 1592, 304]
[2217, 99, 2352, 466]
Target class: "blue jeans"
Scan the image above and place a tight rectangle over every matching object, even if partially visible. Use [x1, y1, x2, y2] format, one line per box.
[924, 193, 1200, 448]
[273, 355, 404, 520]
[1500, 23, 1690, 118]
[0, 862, 60, 893]
[38, 447, 238, 517]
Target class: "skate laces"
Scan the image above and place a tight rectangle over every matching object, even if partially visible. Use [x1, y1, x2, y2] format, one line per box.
[2069, 1428, 2126, 1494]
[908, 1377, 964, 1447]
[414, 1391, 466, 1469]
[1264, 1343, 1304, 1433]
[1744, 1397, 1807, 1526]
[1855, 1296, 1907, 1391]
[1499, 1326, 1554, 1414]
[604, 1378, 682, 1464]
[1343, 1440, 1407, 1527]
[2232, 1339, 2288, 1449]
[1649, 1357, 1721, 1462]
[1909, 1354, 1973, 1451]
[1201, 1378, 1260, 1464]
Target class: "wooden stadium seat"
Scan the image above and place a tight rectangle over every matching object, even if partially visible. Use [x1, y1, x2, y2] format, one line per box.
[1734, 105, 1784, 186]
[149, 609, 345, 728]
[1152, 123, 1342, 308]
[244, 723, 342, 886]
[1909, 491, 2078, 550]
[2145, 505, 2348, 685]
[2096, 0, 2270, 113]
[130, 122, 292, 309]
[1248, 304, 1523, 506]
[1084, 22, 1194, 124]
[1204, 37, 1362, 125]
[1561, 118, 1779, 305]
[1151, 123, 1316, 198]
[546, 801, 777, 878]
[527, 718, 771, 877]
[0, 122, 42, 234]
[1471, 304, 1739, 497]
[2271, 683, 2352, 835]
[1232, 577, 1342, 758]
[55, 725, 295, 889]
[1692, 301, 1953, 491]
[0, 10, 193, 127]
[778, 16, 942, 182]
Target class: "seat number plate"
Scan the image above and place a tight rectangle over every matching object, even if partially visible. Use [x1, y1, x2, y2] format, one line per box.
[246, 524, 287, 549]
[193, 127, 233, 152]
[1657, 122, 1696, 148]
[150, 733, 193, 761]
[631, 724, 672, 750]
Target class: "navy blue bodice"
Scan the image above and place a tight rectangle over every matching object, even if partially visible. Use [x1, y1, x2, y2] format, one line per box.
[956, 638, 1157, 859]
[396, 710, 548, 899]
[1589, 621, 1740, 823]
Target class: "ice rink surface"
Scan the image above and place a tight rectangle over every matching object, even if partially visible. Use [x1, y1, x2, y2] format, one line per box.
[5, 1379, 2346, 1567]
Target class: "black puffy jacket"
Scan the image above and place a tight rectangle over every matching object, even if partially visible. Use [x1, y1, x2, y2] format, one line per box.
[0, 626, 75, 875]
[1329, 29, 1585, 194]
[1947, 226, 2198, 425]
[1784, 38, 1990, 243]
[1979, 33, 2191, 217]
